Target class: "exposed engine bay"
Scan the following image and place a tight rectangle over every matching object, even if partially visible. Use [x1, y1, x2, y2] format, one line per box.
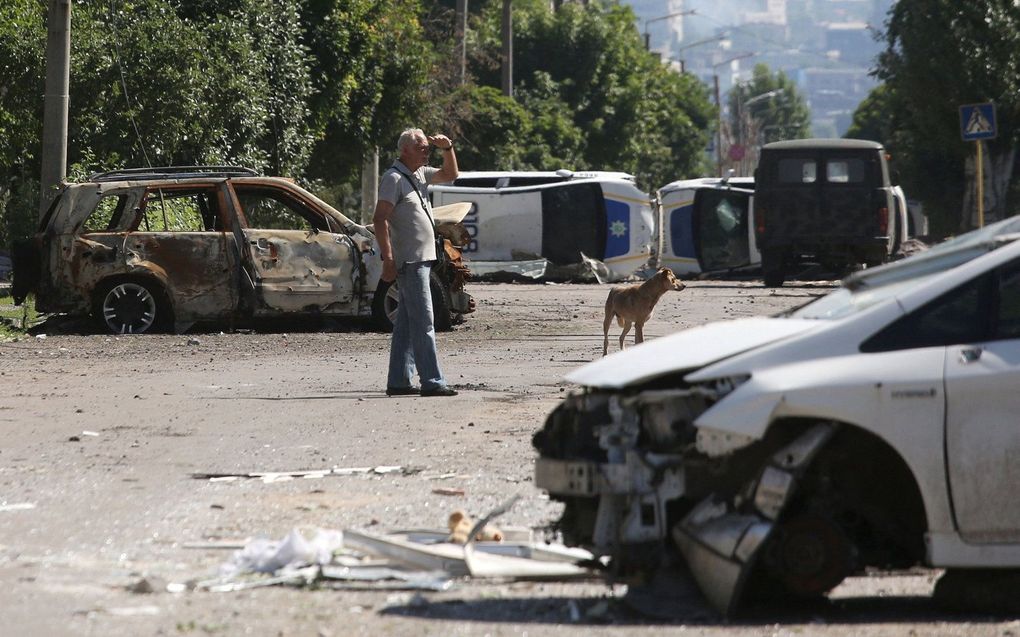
[533, 380, 923, 616]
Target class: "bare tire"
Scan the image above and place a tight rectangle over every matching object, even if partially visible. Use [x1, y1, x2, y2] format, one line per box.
[372, 272, 453, 333]
[763, 512, 856, 597]
[94, 278, 171, 334]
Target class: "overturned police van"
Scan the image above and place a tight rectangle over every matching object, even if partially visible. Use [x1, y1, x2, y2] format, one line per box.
[430, 170, 656, 281]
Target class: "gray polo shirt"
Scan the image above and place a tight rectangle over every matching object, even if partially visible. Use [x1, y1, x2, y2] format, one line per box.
[378, 161, 439, 266]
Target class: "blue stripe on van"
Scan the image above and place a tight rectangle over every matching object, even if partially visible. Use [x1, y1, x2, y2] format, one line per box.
[670, 204, 696, 259]
[604, 199, 630, 259]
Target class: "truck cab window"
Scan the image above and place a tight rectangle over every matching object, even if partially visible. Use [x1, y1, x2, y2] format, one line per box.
[778, 158, 816, 183]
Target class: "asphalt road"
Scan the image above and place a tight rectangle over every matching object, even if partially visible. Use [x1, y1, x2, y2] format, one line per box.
[1, 280, 1014, 636]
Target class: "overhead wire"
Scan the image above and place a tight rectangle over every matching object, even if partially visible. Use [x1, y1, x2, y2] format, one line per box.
[108, 0, 152, 167]
[687, 11, 879, 71]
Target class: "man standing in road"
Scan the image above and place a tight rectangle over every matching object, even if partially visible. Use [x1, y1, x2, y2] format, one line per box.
[373, 128, 459, 397]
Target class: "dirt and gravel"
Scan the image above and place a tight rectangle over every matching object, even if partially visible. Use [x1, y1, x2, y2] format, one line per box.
[0, 279, 1016, 636]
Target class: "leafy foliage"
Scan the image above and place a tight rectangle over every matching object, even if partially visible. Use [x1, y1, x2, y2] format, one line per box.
[862, 0, 1020, 235]
[1, 0, 718, 246]
[726, 64, 811, 146]
[463, 0, 715, 189]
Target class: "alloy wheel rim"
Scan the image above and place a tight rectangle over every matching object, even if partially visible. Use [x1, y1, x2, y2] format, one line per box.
[103, 282, 157, 334]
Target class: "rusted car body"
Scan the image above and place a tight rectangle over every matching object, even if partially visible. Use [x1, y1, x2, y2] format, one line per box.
[12, 167, 472, 333]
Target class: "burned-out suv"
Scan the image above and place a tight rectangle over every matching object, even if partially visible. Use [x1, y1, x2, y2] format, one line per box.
[12, 166, 473, 333]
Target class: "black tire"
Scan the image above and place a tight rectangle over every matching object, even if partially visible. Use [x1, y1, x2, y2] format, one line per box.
[93, 277, 172, 334]
[371, 272, 453, 333]
[762, 249, 786, 287]
[430, 272, 453, 332]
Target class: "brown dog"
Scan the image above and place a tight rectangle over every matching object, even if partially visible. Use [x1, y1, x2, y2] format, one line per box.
[603, 267, 685, 356]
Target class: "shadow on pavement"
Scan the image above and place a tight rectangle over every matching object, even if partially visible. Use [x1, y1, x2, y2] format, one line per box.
[381, 593, 1007, 627]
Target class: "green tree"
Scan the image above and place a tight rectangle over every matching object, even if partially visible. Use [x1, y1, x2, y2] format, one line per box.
[726, 63, 811, 148]
[300, 0, 440, 184]
[873, 0, 1020, 235]
[0, 0, 443, 241]
[464, 0, 715, 189]
[0, 1, 46, 248]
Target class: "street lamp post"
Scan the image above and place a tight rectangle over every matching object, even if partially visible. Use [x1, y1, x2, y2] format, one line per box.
[711, 52, 754, 176]
[672, 34, 727, 73]
[643, 9, 696, 51]
[738, 88, 784, 173]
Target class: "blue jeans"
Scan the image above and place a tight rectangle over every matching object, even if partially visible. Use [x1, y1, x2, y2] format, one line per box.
[387, 261, 446, 391]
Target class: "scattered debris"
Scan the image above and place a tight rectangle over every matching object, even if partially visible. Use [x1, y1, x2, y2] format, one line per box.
[101, 605, 161, 617]
[431, 487, 466, 497]
[194, 497, 598, 595]
[192, 465, 416, 483]
[127, 576, 167, 595]
[0, 502, 36, 512]
[183, 540, 248, 550]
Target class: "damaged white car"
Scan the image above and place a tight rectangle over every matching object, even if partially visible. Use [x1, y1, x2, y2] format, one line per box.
[534, 215, 1020, 615]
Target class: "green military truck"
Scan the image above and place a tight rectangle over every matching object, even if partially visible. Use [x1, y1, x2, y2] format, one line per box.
[753, 139, 902, 287]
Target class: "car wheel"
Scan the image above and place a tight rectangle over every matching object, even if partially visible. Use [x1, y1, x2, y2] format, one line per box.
[371, 272, 453, 333]
[430, 272, 453, 332]
[94, 278, 171, 334]
[371, 279, 400, 332]
[763, 512, 856, 597]
[762, 249, 786, 287]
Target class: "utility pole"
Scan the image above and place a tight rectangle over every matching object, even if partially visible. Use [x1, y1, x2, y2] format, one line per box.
[501, 0, 512, 97]
[456, 0, 468, 85]
[361, 148, 378, 223]
[40, 0, 71, 220]
[714, 75, 722, 176]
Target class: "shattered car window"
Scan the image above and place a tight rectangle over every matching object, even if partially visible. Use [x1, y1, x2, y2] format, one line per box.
[82, 195, 129, 233]
[236, 187, 322, 232]
[140, 188, 221, 232]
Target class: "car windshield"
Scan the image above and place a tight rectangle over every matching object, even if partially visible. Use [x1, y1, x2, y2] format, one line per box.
[788, 215, 1020, 321]
[789, 276, 935, 320]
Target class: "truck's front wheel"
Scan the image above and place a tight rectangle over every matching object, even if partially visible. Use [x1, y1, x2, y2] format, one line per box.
[762, 249, 786, 287]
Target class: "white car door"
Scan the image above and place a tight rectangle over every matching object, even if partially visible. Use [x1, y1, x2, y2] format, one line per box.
[945, 261, 1020, 543]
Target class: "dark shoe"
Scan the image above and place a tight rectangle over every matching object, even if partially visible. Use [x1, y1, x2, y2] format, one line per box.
[420, 386, 458, 397]
[386, 386, 419, 396]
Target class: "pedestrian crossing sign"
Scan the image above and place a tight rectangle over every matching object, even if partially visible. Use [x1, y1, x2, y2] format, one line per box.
[960, 103, 997, 141]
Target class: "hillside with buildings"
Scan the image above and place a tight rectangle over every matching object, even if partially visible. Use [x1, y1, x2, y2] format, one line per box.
[627, 0, 895, 137]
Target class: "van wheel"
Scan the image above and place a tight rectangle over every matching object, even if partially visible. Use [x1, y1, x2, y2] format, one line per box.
[762, 250, 786, 287]
[371, 272, 453, 333]
[93, 278, 171, 334]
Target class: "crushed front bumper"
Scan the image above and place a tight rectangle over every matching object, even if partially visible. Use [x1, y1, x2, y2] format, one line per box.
[534, 386, 838, 616]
